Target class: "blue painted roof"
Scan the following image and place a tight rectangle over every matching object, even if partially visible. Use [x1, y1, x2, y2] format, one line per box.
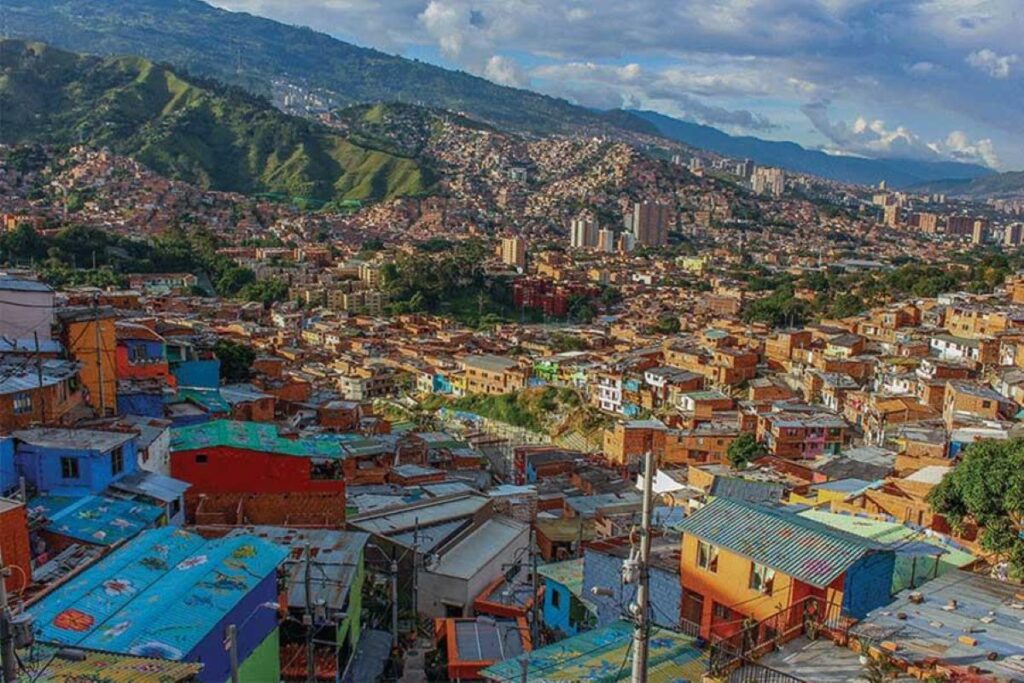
[28, 495, 164, 546]
[676, 498, 887, 588]
[30, 527, 287, 659]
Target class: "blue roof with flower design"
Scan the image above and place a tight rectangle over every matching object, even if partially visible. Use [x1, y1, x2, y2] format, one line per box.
[29, 526, 287, 660]
[28, 495, 165, 546]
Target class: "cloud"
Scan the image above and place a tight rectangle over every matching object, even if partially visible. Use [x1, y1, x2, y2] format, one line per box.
[483, 55, 527, 87]
[965, 48, 1019, 78]
[210, 0, 1024, 167]
[802, 102, 1000, 167]
[532, 61, 776, 130]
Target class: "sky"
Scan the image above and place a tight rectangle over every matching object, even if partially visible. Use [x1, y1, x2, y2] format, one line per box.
[211, 0, 1024, 170]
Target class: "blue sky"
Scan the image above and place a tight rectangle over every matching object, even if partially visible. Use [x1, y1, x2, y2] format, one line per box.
[213, 0, 1024, 170]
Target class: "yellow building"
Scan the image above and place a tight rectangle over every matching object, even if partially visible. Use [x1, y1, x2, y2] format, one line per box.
[57, 307, 118, 417]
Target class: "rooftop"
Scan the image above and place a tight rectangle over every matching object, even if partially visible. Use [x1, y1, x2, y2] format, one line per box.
[170, 419, 342, 459]
[28, 495, 164, 546]
[29, 527, 287, 657]
[676, 498, 887, 588]
[13, 428, 135, 453]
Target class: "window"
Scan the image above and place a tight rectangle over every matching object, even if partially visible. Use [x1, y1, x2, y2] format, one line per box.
[551, 589, 561, 609]
[13, 392, 32, 415]
[749, 562, 775, 594]
[60, 457, 79, 480]
[195, 454, 208, 464]
[696, 540, 719, 572]
[982, 400, 992, 408]
[111, 447, 124, 476]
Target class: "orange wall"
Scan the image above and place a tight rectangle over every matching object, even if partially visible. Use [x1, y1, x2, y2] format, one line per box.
[680, 534, 845, 639]
[65, 318, 117, 416]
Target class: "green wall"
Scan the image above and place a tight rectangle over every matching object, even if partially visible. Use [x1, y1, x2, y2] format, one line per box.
[234, 627, 280, 683]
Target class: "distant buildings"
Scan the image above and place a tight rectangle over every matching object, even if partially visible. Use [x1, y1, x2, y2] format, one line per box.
[569, 215, 599, 249]
[500, 236, 526, 269]
[752, 166, 785, 197]
[630, 201, 670, 248]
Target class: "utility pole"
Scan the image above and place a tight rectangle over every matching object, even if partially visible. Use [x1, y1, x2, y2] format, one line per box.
[1, 547, 17, 683]
[411, 518, 420, 626]
[529, 527, 539, 646]
[34, 331, 45, 424]
[92, 295, 106, 417]
[630, 450, 654, 683]
[226, 624, 240, 683]
[390, 560, 399, 649]
[304, 543, 315, 683]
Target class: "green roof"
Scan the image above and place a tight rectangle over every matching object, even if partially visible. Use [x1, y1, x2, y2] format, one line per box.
[481, 621, 705, 682]
[170, 420, 342, 459]
[537, 558, 584, 596]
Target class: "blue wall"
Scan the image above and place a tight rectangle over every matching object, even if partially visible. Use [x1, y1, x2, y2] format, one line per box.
[842, 550, 896, 619]
[14, 437, 139, 497]
[542, 578, 576, 635]
[118, 392, 165, 418]
[187, 570, 279, 683]
[124, 339, 166, 362]
[0, 437, 16, 495]
[583, 548, 681, 630]
[172, 359, 221, 389]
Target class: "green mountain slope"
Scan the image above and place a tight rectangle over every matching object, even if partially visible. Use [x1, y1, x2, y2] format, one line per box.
[0, 40, 434, 202]
[909, 171, 1024, 200]
[0, 0, 657, 137]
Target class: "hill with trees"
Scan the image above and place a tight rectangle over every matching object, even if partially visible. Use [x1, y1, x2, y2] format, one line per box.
[0, 40, 435, 203]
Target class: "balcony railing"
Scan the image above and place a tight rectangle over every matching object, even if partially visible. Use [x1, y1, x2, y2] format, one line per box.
[707, 596, 853, 678]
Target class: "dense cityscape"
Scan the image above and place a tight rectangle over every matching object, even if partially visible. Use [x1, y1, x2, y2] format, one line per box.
[1, 2, 1024, 682]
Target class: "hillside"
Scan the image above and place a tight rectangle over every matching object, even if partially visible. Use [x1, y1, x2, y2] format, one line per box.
[909, 171, 1024, 200]
[0, 0, 657, 138]
[0, 40, 434, 202]
[628, 109, 994, 189]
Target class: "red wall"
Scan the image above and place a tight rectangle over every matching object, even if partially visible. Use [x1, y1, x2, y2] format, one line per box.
[171, 446, 347, 495]
[1, 504, 32, 594]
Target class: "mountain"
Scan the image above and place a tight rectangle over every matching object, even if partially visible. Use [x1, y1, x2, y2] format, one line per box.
[0, 0, 657, 138]
[0, 40, 434, 203]
[628, 109, 994, 189]
[909, 172, 1024, 200]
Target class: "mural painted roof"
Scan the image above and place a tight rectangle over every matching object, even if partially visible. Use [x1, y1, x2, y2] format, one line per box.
[170, 420, 342, 459]
[481, 621, 705, 682]
[29, 526, 287, 659]
[676, 498, 886, 588]
[28, 495, 164, 546]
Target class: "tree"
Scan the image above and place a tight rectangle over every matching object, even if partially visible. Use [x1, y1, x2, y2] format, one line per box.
[214, 339, 256, 383]
[652, 315, 681, 334]
[216, 266, 256, 296]
[928, 439, 1024, 578]
[727, 432, 765, 470]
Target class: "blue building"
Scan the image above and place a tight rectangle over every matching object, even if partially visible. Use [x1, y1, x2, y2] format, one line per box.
[537, 558, 595, 637]
[29, 526, 288, 682]
[12, 428, 139, 496]
[28, 494, 165, 547]
[0, 436, 15, 494]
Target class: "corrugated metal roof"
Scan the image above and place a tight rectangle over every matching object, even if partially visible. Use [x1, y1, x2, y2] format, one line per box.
[107, 471, 191, 503]
[431, 517, 528, 580]
[481, 620, 704, 682]
[676, 498, 885, 588]
[28, 495, 164, 546]
[349, 494, 489, 537]
[30, 527, 287, 659]
[15, 643, 202, 682]
[170, 420, 342, 459]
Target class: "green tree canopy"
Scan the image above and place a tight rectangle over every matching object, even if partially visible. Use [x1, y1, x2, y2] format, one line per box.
[214, 339, 256, 384]
[928, 439, 1024, 578]
[727, 432, 765, 470]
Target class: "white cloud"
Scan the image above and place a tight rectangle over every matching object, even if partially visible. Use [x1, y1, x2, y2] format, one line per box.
[483, 55, 527, 87]
[966, 48, 1018, 78]
[803, 102, 1001, 167]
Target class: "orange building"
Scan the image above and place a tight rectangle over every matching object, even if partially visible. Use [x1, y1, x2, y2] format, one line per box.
[677, 498, 895, 641]
[57, 307, 118, 417]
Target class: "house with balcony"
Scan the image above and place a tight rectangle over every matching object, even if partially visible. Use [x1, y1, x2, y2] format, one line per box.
[677, 498, 895, 642]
